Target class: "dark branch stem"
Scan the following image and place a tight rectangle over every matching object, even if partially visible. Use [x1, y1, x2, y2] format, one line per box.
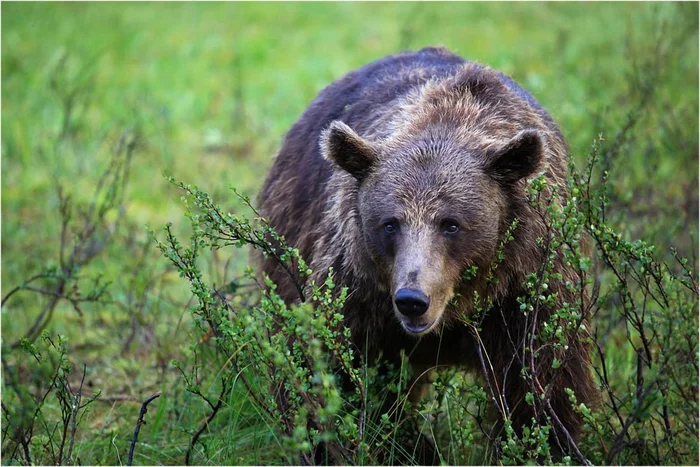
[127, 392, 162, 466]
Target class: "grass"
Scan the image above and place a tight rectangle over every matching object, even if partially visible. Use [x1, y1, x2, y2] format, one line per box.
[2, 2, 698, 465]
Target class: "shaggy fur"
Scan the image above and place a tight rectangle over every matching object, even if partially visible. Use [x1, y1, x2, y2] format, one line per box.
[257, 47, 596, 452]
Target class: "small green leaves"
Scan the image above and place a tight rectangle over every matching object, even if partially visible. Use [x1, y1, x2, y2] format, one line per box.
[153, 178, 361, 462]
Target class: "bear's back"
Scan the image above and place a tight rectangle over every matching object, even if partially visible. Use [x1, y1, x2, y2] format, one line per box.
[260, 47, 553, 206]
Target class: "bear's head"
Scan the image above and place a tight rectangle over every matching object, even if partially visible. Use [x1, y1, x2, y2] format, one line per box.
[321, 120, 546, 336]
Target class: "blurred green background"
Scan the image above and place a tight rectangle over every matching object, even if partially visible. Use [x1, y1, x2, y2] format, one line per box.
[2, 2, 697, 465]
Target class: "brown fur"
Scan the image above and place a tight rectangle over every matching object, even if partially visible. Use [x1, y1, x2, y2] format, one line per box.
[257, 47, 596, 453]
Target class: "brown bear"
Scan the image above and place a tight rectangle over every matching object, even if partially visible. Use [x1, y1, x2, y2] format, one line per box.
[257, 46, 596, 459]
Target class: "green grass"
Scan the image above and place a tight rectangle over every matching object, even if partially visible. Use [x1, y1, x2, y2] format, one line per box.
[2, 2, 697, 465]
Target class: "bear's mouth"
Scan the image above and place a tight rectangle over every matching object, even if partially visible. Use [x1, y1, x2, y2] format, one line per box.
[400, 316, 440, 336]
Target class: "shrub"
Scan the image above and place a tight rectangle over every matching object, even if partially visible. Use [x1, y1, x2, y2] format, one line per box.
[153, 133, 698, 465]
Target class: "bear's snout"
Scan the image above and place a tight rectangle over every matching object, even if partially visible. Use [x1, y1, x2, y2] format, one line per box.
[394, 288, 430, 317]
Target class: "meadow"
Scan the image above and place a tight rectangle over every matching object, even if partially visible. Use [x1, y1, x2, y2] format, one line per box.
[2, 2, 698, 465]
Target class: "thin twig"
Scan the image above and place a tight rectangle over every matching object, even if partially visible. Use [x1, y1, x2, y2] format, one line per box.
[127, 392, 162, 466]
[544, 399, 591, 466]
[1, 273, 57, 306]
[64, 364, 87, 465]
[185, 381, 230, 465]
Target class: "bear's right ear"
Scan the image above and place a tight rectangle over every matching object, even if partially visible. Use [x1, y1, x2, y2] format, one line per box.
[484, 129, 546, 184]
[320, 121, 378, 180]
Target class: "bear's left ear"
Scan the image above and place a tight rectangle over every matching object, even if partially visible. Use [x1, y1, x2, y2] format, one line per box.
[320, 121, 379, 180]
[484, 129, 545, 184]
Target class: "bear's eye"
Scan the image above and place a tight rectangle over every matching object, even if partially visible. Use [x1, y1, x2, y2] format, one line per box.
[442, 220, 460, 235]
[384, 222, 397, 235]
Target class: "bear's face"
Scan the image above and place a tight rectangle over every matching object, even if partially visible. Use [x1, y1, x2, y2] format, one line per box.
[357, 160, 503, 335]
[321, 121, 544, 336]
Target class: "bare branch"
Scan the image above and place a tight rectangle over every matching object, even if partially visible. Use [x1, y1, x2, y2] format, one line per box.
[127, 392, 162, 467]
[185, 380, 231, 465]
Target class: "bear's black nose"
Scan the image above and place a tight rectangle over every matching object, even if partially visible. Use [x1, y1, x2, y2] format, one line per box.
[394, 288, 430, 317]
